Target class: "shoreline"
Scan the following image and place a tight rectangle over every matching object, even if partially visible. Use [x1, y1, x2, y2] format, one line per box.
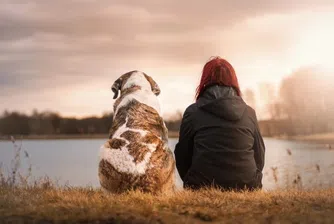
[2, 132, 334, 145]
[275, 132, 334, 145]
[0, 131, 180, 141]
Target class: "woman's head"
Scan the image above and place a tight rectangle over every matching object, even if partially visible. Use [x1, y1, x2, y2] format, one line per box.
[195, 57, 241, 100]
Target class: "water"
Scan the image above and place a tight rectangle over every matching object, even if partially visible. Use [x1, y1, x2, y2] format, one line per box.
[0, 138, 334, 190]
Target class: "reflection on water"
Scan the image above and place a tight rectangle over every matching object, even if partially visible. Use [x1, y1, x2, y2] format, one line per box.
[0, 138, 333, 190]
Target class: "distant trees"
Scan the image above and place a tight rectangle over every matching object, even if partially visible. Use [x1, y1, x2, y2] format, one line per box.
[50, 113, 61, 133]
[0, 110, 181, 136]
[279, 68, 333, 134]
[0, 111, 30, 135]
[243, 89, 256, 111]
[29, 110, 58, 135]
[0, 110, 114, 136]
[164, 110, 183, 133]
[263, 67, 334, 136]
[267, 102, 284, 121]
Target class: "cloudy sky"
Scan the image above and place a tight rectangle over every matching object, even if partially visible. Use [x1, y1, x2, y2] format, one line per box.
[1, 0, 334, 119]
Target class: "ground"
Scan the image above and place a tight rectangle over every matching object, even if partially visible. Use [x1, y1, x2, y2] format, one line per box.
[1, 186, 334, 224]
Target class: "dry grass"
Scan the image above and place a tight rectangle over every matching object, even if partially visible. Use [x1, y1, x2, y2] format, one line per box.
[1, 185, 334, 224]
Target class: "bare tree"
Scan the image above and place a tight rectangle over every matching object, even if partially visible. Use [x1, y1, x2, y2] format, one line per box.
[279, 67, 333, 134]
[268, 102, 284, 120]
[243, 89, 256, 110]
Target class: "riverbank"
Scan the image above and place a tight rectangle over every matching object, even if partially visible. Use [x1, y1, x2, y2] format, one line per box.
[1, 186, 334, 223]
[277, 132, 334, 145]
[0, 131, 179, 141]
[2, 132, 334, 147]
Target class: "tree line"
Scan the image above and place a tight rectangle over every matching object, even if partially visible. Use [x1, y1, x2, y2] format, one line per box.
[0, 110, 182, 136]
[258, 67, 334, 136]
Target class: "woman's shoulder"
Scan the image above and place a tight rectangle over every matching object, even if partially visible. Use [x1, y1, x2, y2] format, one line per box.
[179, 103, 198, 123]
[184, 103, 198, 115]
[246, 105, 256, 116]
[245, 105, 260, 125]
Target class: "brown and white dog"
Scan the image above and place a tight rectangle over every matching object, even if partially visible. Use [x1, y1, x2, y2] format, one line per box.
[98, 70, 175, 194]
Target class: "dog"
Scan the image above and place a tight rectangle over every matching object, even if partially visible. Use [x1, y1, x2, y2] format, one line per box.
[98, 70, 175, 194]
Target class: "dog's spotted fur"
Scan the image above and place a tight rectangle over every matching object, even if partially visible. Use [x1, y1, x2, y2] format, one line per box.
[98, 71, 175, 194]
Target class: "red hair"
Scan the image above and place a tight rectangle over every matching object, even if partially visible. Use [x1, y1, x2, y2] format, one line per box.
[195, 57, 241, 100]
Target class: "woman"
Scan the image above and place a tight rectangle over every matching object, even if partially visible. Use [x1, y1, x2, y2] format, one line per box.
[174, 57, 265, 191]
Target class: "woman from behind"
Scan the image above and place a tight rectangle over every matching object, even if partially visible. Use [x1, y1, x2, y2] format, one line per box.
[175, 57, 265, 191]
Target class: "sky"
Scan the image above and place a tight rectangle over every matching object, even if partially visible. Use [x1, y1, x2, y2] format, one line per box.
[1, 0, 334, 119]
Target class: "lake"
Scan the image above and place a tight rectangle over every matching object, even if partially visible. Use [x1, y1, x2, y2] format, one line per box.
[0, 138, 334, 190]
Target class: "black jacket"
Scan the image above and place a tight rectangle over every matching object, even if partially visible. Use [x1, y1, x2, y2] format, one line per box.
[174, 85, 265, 190]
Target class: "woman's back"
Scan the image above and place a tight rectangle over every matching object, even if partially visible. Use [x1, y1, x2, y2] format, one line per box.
[174, 57, 265, 191]
[178, 85, 263, 189]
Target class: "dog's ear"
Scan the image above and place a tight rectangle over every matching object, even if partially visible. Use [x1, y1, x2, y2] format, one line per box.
[111, 77, 123, 99]
[144, 74, 161, 96]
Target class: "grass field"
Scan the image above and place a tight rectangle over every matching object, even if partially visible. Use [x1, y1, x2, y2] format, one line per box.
[1, 185, 334, 224]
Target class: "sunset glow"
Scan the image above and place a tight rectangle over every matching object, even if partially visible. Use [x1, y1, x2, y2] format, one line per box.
[1, 1, 334, 120]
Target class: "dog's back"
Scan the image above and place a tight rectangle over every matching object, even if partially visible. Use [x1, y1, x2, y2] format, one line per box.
[98, 71, 175, 194]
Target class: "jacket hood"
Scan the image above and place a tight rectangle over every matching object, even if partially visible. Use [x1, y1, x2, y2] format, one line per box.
[197, 85, 247, 121]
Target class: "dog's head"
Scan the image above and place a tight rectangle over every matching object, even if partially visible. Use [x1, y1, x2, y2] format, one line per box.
[111, 71, 160, 99]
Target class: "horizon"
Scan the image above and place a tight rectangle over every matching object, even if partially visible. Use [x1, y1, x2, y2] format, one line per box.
[1, 1, 334, 120]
